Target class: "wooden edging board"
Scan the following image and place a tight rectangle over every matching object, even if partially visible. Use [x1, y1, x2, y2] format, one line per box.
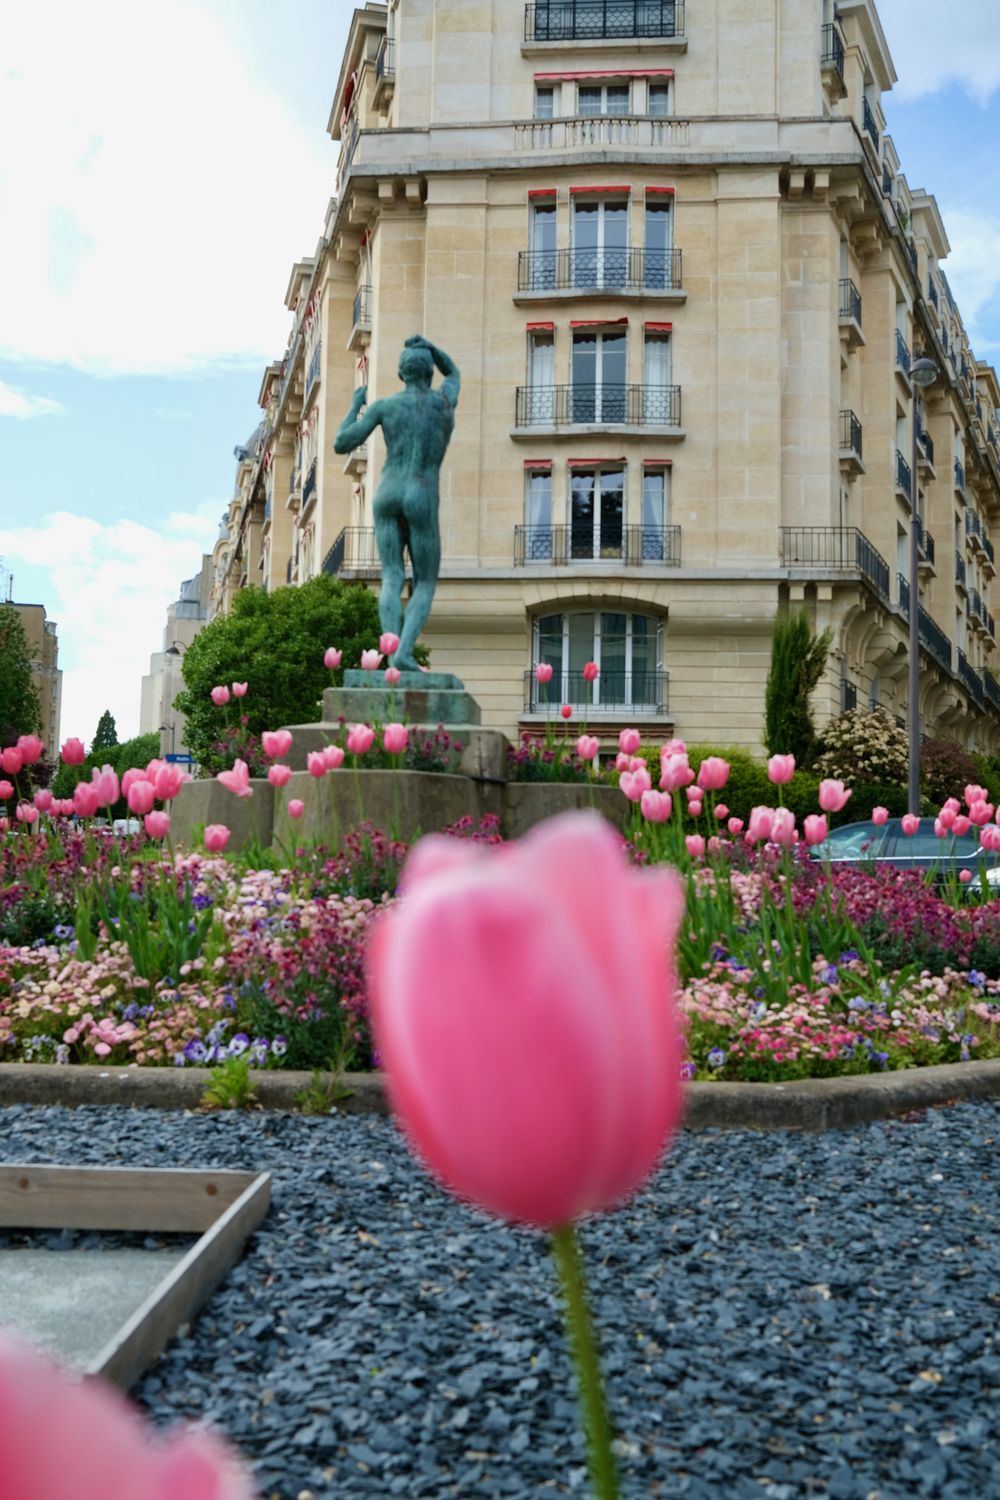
[0, 1164, 271, 1389]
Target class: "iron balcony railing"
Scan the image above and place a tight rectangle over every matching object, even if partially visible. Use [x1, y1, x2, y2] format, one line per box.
[895, 329, 911, 378]
[353, 285, 372, 330]
[896, 449, 912, 495]
[820, 23, 845, 83]
[524, 0, 685, 42]
[969, 588, 984, 623]
[882, 165, 893, 197]
[916, 519, 935, 567]
[919, 606, 952, 672]
[517, 247, 682, 294]
[514, 523, 681, 567]
[306, 342, 322, 398]
[977, 400, 984, 424]
[985, 671, 1000, 710]
[524, 667, 669, 715]
[515, 383, 681, 428]
[839, 409, 863, 460]
[985, 536, 996, 567]
[955, 458, 966, 492]
[302, 460, 317, 509]
[780, 527, 890, 602]
[841, 678, 857, 712]
[839, 277, 862, 324]
[321, 527, 392, 580]
[862, 96, 880, 151]
[958, 650, 985, 705]
[289, 468, 299, 497]
[897, 573, 910, 615]
[966, 508, 983, 544]
[956, 552, 967, 589]
[908, 240, 919, 276]
[929, 278, 939, 310]
[917, 425, 934, 465]
[375, 35, 396, 82]
[990, 613, 998, 641]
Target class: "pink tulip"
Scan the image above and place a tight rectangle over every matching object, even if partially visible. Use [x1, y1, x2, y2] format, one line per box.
[347, 723, 376, 755]
[73, 782, 101, 818]
[659, 754, 693, 792]
[619, 728, 641, 755]
[144, 811, 170, 838]
[119, 768, 145, 797]
[534, 662, 554, 684]
[0, 781, 11, 800]
[661, 739, 687, 759]
[323, 744, 345, 769]
[60, 737, 86, 766]
[934, 818, 945, 838]
[0, 1332, 251, 1500]
[714, 804, 729, 821]
[576, 735, 600, 762]
[385, 666, 401, 687]
[771, 808, 798, 846]
[288, 799, 305, 819]
[938, 804, 957, 830]
[151, 764, 185, 801]
[0, 747, 23, 776]
[33, 789, 53, 813]
[818, 779, 852, 814]
[203, 824, 231, 853]
[581, 660, 599, 683]
[615, 752, 630, 771]
[901, 813, 920, 837]
[981, 825, 1000, 852]
[628, 756, 645, 773]
[959, 868, 973, 884]
[872, 806, 889, 826]
[92, 765, 119, 807]
[0, 818, 7, 833]
[803, 814, 828, 846]
[16, 734, 44, 764]
[383, 723, 409, 754]
[262, 729, 293, 759]
[15, 802, 38, 825]
[954, 814, 972, 837]
[210, 685, 230, 706]
[560, 704, 572, 720]
[368, 811, 685, 1227]
[360, 649, 383, 671]
[687, 800, 703, 818]
[306, 751, 328, 778]
[969, 801, 994, 827]
[685, 834, 705, 857]
[697, 756, 729, 792]
[216, 760, 253, 799]
[727, 817, 744, 836]
[324, 647, 343, 670]
[268, 763, 292, 788]
[619, 771, 644, 803]
[965, 784, 987, 809]
[943, 797, 962, 814]
[379, 631, 401, 657]
[231, 682, 248, 698]
[640, 790, 671, 823]
[747, 805, 775, 843]
[127, 781, 156, 816]
[767, 754, 795, 785]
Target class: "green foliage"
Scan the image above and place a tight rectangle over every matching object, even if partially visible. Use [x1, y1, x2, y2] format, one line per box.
[92, 710, 119, 753]
[295, 1035, 356, 1114]
[0, 604, 41, 744]
[763, 610, 832, 766]
[173, 576, 388, 772]
[921, 738, 981, 807]
[200, 1055, 257, 1110]
[814, 707, 908, 786]
[90, 871, 219, 985]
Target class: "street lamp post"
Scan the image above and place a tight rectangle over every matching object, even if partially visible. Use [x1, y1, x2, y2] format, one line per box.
[909, 356, 941, 814]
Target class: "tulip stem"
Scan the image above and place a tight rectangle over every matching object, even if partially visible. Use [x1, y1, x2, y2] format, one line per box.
[551, 1224, 620, 1500]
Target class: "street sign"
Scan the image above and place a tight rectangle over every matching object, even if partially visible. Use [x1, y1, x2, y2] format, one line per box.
[165, 753, 194, 765]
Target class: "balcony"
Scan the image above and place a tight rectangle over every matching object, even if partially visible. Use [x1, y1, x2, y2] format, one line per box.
[897, 573, 910, 616]
[350, 285, 372, 350]
[862, 96, 880, 154]
[838, 277, 864, 348]
[524, 0, 685, 44]
[524, 667, 669, 716]
[955, 458, 966, 494]
[514, 523, 681, 567]
[839, 409, 864, 474]
[301, 460, 317, 513]
[305, 342, 322, 402]
[513, 383, 682, 434]
[958, 650, 985, 705]
[373, 35, 396, 106]
[287, 467, 301, 512]
[956, 552, 967, 592]
[916, 425, 934, 471]
[916, 519, 935, 572]
[515, 115, 690, 151]
[895, 329, 911, 385]
[986, 671, 1000, 710]
[820, 24, 846, 96]
[919, 606, 952, 673]
[928, 278, 939, 312]
[966, 508, 984, 552]
[516, 247, 683, 300]
[780, 527, 890, 603]
[984, 535, 996, 576]
[895, 449, 913, 501]
[321, 527, 389, 581]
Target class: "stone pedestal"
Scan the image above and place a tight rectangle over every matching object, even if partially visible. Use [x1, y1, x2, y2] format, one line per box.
[325, 670, 481, 729]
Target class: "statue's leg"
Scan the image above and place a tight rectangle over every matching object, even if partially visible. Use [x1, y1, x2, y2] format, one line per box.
[374, 512, 405, 639]
[395, 500, 441, 671]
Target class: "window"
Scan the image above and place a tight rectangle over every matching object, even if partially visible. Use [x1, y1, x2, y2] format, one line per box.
[572, 195, 629, 289]
[642, 467, 670, 559]
[534, 86, 555, 120]
[533, 611, 663, 710]
[648, 82, 671, 118]
[524, 467, 553, 559]
[571, 328, 627, 422]
[525, 329, 556, 423]
[642, 332, 672, 422]
[578, 83, 630, 117]
[644, 196, 673, 289]
[529, 200, 557, 290]
[569, 467, 625, 560]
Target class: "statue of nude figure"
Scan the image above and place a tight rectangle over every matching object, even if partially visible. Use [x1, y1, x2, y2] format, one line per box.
[333, 335, 460, 672]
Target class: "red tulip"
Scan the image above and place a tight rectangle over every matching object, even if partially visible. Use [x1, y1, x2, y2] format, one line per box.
[287, 799, 305, 819]
[872, 806, 889, 826]
[534, 662, 554, 685]
[959, 868, 973, 884]
[60, 737, 86, 766]
[560, 704, 573, 720]
[954, 814, 972, 837]
[0, 781, 12, 801]
[714, 804, 729, 821]
[582, 661, 599, 683]
[969, 800, 994, 827]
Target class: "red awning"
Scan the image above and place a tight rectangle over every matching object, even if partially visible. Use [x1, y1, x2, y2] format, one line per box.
[570, 317, 628, 328]
[534, 68, 674, 80]
[567, 457, 626, 466]
[644, 322, 673, 331]
[526, 321, 555, 331]
[645, 186, 676, 195]
[523, 458, 553, 468]
[527, 187, 557, 198]
[570, 184, 630, 195]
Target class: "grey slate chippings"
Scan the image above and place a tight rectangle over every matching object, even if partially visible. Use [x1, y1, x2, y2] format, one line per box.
[1, 1102, 999, 1498]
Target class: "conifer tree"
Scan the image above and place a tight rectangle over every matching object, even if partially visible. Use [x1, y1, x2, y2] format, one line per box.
[764, 609, 832, 765]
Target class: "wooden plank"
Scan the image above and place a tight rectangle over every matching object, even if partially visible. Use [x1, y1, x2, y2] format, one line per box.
[0, 1165, 259, 1233]
[89, 1172, 272, 1390]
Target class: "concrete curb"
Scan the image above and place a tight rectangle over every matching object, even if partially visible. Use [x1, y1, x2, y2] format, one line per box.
[3, 1060, 1000, 1130]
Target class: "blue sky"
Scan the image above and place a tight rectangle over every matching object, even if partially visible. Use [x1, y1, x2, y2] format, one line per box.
[1, 0, 999, 740]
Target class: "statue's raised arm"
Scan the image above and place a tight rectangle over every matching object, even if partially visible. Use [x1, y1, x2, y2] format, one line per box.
[403, 335, 461, 409]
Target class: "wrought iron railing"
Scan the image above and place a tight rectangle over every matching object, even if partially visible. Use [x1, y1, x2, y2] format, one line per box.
[523, 668, 669, 714]
[306, 342, 322, 398]
[970, 588, 984, 623]
[955, 458, 966, 492]
[917, 425, 934, 465]
[839, 409, 862, 460]
[820, 24, 845, 83]
[862, 96, 880, 150]
[302, 461, 317, 509]
[353, 285, 372, 330]
[985, 536, 996, 567]
[919, 606, 951, 672]
[966, 508, 983, 544]
[956, 552, 967, 589]
[375, 35, 396, 82]
[882, 165, 893, 197]
[524, 0, 685, 42]
[321, 527, 387, 579]
[517, 247, 682, 294]
[514, 524, 681, 566]
[342, 118, 359, 174]
[929, 278, 939, 310]
[838, 277, 862, 324]
[898, 573, 910, 615]
[780, 527, 889, 601]
[985, 671, 1000, 710]
[515, 383, 682, 427]
[908, 240, 918, 276]
[896, 449, 912, 495]
[916, 519, 935, 567]
[958, 650, 984, 704]
[895, 329, 911, 378]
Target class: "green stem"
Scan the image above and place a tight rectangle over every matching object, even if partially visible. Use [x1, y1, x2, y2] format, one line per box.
[550, 1224, 620, 1500]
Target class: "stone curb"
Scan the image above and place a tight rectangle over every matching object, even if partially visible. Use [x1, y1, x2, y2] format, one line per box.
[3, 1060, 1000, 1130]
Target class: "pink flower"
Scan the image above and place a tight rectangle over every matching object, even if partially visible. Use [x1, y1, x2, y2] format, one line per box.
[684, 784, 701, 802]
[360, 649, 383, 671]
[534, 662, 554, 684]
[747, 805, 775, 843]
[15, 802, 38, 824]
[615, 752, 629, 771]
[262, 729, 293, 759]
[818, 779, 851, 814]
[0, 781, 12, 800]
[210, 685, 230, 706]
[306, 751, 328, 778]
[767, 754, 795, 784]
[659, 754, 693, 792]
[771, 808, 798, 846]
[618, 728, 641, 755]
[981, 825, 1000, 853]
[16, 734, 44, 765]
[231, 682, 248, 698]
[938, 804, 957, 830]
[60, 737, 86, 766]
[803, 814, 828, 846]
[901, 813, 920, 837]
[347, 723, 376, 755]
[661, 739, 687, 758]
[379, 631, 400, 657]
[687, 800, 703, 818]
[216, 760, 253, 798]
[969, 800, 994, 827]
[127, 781, 155, 816]
[727, 817, 744, 836]
[685, 834, 705, 857]
[33, 789, 53, 813]
[368, 811, 685, 1227]
[151, 764, 185, 801]
[582, 661, 599, 682]
[576, 735, 600, 762]
[267, 763, 292, 788]
[960, 868, 973, 884]
[934, 817, 945, 838]
[954, 814, 972, 837]
[385, 666, 401, 687]
[288, 799, 305, 820]
[640, 790, 671, 823]
[383, 723, 409, 754]
[91, 765, 119, 808]
[0, 747, 23, 776]
[697, 756, 729, 792]
[203, 824, 231, 853]
[714, 804, 729, 821]
[0, 818, 7, 833]
[144, 811, 170, 838]
[560, 704, 572, 720]
[120, 768, 146, 797]
[619, 767, 652, 802]
[872, 806, 889, 826]
[323, 744, 345, 770]
[324, 647, 343, 670]
[73, 782, 101, 818]
[965, 784, 987, 808]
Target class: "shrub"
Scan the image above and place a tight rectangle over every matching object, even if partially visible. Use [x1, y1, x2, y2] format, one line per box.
[814, 707, 908, 785]
[764, 610, 832, 765]
[921, 738, 981, 807]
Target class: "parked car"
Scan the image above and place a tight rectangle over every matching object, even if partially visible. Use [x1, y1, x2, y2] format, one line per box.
[812, 817, 1000, 890]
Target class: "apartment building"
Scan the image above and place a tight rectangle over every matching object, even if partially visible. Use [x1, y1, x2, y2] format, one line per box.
[220, 0, 1000, 754]
[140, 558, 211, 758]
[8, 600, 62, 759]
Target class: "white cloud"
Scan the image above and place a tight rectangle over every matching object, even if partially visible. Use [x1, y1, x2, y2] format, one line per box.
[878, 0, 1000, 103]
[0, 381, 64, 419]
[936, 208, 1000, 354]
[0, 1, 334, 375]
[0, 504, 221, 742]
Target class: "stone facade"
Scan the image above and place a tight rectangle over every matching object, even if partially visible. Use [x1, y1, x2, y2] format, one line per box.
[11, 602, 62, 759]
[216, 0, 1000, 755]
[139, 557, 211, 758]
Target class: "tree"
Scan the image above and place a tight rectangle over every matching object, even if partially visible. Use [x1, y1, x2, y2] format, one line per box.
[173, 576, 401, 771]
[764, 609, 832, 765]
[0, 604, 41, 747]
[92, 710, 119, 754]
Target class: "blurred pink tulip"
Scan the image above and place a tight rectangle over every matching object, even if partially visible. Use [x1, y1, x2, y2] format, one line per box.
[659, 754, 693, 793]
[267, 763, 292, 788]
[203, 824, 231, 853]
[231, 682, 248, 698]
[959, 868, 973, 884]
[767, 754, 795, 784]
[818, 779, 851, 814]
[943, 797, 962, 814]
[347, 723, 376, 755]
[640, 790, 671, 823]
[534, 662, 554, 684]
[660, 739, 687, 759]
[747, 805, 775, 843]
[379, 632, 401, 657]
[803, 814, 828, 846]
[582, 660, 599, 682]
[965, 784, 987, 808]
[0, 747, 23, 776]
[92, 766, 119, 808]
[619, 766, 652, 802]
[933, 817, 945, 838]
[938, 804, 957, 830]
[288, 799, 305, 819]
[368, 811, 685, 1227]
[872, 806, 889, 826]
[60, 737, 86, 766]
[15, 802, 38, 825]
[981, 825, 1000, 852]
[687, 800, 703, 818]
[714, 804, 729, 821]
[901, 813, 920, 837]
[969, 800, 994, 827]
[0, 818, 8, 833]
[16, 734, 44, 765]
[120, 768, 147, 797]
[360, 649, 383, 671]
[560, 704, 572, 720]
[385, 666, 401, 687]
[727, 817, 744, 836]
[684, 784, 701, 802]
[262, 730, 293, 759]
[618, 728, 641, 755]
[324, 647, 343, 670]
[614, 752, 630, 771]
[152, 764, 185, 801]
[144, 811, 170, 839]
[127, 781, 156, 816]
[697, 756, 729, 792]
[576, 735, 600, 762]
[0, 781, 12, 800]
[685, 834, 705, 857]
[383, 723, 409, 755]
[323, 744, 345, 769]
[954, 814, 972, 837]
[771, 808, 798, 847]
[306, 751, 328, 778]
[216, 760, 252, 799]
[628, 756, 645, 773]
[73, 782, 101, 818]
[210, 685, 230, 706]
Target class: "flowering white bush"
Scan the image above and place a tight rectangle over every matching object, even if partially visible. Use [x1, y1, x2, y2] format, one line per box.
[813, 707, 908, 786]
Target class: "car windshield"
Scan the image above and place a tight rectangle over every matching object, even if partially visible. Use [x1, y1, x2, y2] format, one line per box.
[897, 831, 980, 858]
[819, 824, 884, 858]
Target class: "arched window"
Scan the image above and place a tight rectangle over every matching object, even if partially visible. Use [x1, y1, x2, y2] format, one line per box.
[531, 609, 664, 711]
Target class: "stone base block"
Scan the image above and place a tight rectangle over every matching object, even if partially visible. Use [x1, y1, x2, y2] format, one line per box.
[167, 778, 275, 854]
[323, 679, 481, 728]
[271, 769, 492, 846]
[281, 722, 509, 783]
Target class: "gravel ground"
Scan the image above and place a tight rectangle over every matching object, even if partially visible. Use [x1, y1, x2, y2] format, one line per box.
[2, 1102, 999, 1500]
